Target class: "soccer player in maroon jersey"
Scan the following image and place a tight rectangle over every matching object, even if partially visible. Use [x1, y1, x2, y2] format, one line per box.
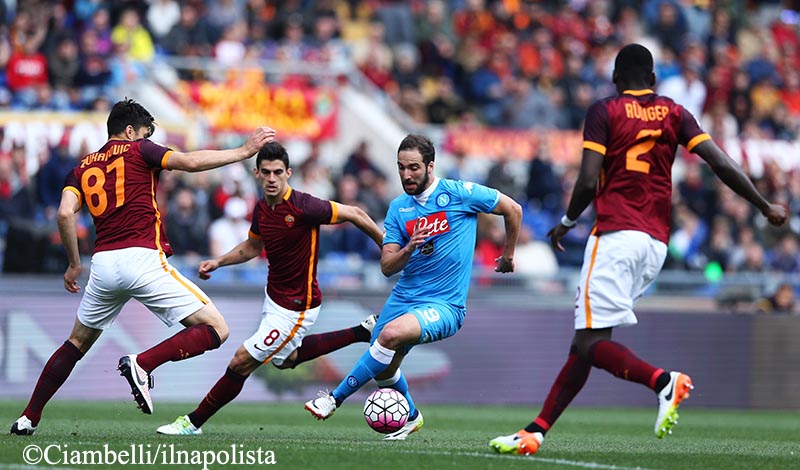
[156, 141, 385, 435]
[10, 99, 275, 435]
[490, 44, 787, 455]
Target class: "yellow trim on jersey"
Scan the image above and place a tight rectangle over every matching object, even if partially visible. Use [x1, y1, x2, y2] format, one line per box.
[330, 201, 339, 224]
[305, 227, 318, 309]
[63, 186, 83, 206]
[161, 150, 173, 169]
[686, 133, 712, 152]
[583, 141, 607, 156]
[584, 235, 601, 329]
[262, 310, 306, 365]
[248, 229, 260, 239]
[622, 89, 654, 96]
[283, 186, 293, 200]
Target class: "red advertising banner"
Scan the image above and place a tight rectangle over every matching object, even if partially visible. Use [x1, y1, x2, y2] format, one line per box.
[444, 127, 583, 164]
[179, 78, 338, 140]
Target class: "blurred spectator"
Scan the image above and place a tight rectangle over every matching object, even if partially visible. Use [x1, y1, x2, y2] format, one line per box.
[165, 187, 210, 256]
[146, 0, 181, 42]
[770, 233, 800, 273]
[111, 8, 154, 63]
[375, 0, 414, 46]
[342, 140, 384, 181]
[36, 138, 75, 220]
[162, 4, 213, 57]
[214, 21, 248, 66]
[6, 39, 48, 94]
[485, 152, 521, 202]
[757, 282, 796, 314]
[208, 196, 250, 258]
[657, 60, 707, 119]
[206, 0, 246, 37]
[48, 36, 80, 92]
[426, 76, 465, 124]
[525, 143, 561, 213]
[514, 226, 558, 278]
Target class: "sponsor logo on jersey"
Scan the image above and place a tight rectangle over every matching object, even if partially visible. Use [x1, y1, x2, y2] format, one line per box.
[436, 193, 451, 207]
[284, 214, 295, 228]
[405, 211, 450, 237]
[399, 206, 415, 212]
[462, 181, 474, 194]
[419, 240, 434, 256]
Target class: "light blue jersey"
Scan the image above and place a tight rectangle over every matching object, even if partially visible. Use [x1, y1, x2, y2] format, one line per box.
[383, 178, 500, 308]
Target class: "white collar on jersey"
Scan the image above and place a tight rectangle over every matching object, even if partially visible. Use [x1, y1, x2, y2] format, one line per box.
[412, 177, 440, 206]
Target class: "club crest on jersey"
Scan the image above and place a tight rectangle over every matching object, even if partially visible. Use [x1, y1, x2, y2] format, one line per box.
[419, 240, 434, 256]
[284, 214, 295, 228]
[405, 211, 450, 237]
[436, 193, 451, 207]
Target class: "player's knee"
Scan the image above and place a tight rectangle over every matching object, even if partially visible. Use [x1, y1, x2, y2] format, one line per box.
[376, 325, 408, 350]
[213, 322, 230, 344]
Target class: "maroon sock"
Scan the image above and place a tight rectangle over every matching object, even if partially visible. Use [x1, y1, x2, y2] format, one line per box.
[23, 341, 84, 426]
[136, 324, 221, 372]
[588, 339, 662, 390]
[188, 368, 247, 427]
[292, 326, 365, 367]
[525, 347, 591, 433]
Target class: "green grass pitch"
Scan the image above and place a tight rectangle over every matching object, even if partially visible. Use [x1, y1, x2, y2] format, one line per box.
[1, 400, 798, 469]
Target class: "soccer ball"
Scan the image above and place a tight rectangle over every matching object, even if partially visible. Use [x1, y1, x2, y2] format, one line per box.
[363, 388, 409, 434]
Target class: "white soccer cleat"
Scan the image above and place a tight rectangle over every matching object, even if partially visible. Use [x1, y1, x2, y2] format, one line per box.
[360, 314, 378, 334]
[118, 354, 154, 414]
[655, 371, 694, 438]
[489, 430, 544, 455]
[305, 391, 337, 420]
[10, 416, 36, 436]
[384, 409, 423, 441]
[157, 415, 203, 435]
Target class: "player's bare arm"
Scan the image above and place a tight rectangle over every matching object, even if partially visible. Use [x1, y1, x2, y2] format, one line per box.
[198, 237, 263, 280]
[57, 189, 82, 293]
[548, 149, 604, 252]
[491, 193, 523, 273]
[692, 140, 787, 226]
[167, 127, 276, 172]
[380, 221, 432, 277]
[333, 202, 385, 248]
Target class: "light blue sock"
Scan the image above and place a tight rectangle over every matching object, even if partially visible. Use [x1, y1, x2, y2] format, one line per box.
[375, 369, 417, 419]
[332, 342, 394, 404]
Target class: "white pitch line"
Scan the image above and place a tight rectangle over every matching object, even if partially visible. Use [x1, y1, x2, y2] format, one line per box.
[392, 449, 656, 470]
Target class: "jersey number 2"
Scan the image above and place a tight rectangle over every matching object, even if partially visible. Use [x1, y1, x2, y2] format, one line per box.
[81, 158, 125, 216]
[625, 129, 662, 174]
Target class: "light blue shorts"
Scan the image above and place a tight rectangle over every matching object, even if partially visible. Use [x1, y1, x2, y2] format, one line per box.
[373, 297, 465, 353]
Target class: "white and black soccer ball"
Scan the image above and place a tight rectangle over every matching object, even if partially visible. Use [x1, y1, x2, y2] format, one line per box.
[363, 388, 409, 433]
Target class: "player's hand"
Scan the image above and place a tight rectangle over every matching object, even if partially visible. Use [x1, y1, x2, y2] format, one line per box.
[494, 256, 514, 273]
[407, 219, 432, 252]
[198, 259, 220, 280]
[763, 203, 787, 226]
[63, 264, 81, 293]
[547, 223, 572, 252]
[243, 127, 277, 156]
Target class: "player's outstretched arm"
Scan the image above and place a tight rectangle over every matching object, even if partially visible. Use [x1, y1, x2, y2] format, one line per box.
[167, 127, 276, 172]
[692, 140, 787, 226]
[333, 203, 384, 248]
[57, 190, 82, 293]
[198, 237, 263, 280]
[491, 193, 522, 273]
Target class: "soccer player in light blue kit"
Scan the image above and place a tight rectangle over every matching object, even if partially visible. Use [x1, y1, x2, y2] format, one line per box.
[305, 134, 522, 440]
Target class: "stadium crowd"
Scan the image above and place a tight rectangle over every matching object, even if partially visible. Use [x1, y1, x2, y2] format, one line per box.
[0, 0, 799, 291]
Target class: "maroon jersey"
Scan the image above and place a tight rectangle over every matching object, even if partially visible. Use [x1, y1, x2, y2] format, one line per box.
[249, 187, 339, 311]
[583, 89, 711, 244]
[63, 139, 174, 255]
